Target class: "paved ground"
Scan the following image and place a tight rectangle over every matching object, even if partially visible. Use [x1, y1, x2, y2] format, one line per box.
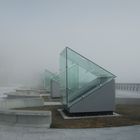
[0, 88, 140, 140]
[0, 125, 140, 140]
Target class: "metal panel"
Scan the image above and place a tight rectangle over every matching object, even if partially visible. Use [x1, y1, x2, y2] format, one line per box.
[69, 79, 115, 113]
[51, 80, 61, 98]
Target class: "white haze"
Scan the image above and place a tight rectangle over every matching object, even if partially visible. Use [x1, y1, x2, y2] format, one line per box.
[0, 0, 140, 87]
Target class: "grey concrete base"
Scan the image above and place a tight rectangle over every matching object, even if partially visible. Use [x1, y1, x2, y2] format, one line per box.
[5, 91, 40, 98]
[5, 92, 50, 99]
[116, 98, 140, 105]
[0, 110, 51, 128]
[44, 102, 62, 106]
[0, 98, 44, 109]
[0, 125, 140, 140]
[6, 95, 40, 99]
[58, 109, 120, 119]
[51, 80, 61, 98]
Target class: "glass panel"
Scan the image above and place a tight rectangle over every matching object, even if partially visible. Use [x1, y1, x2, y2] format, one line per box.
[67, 48, 115, 78]
[44, 69, 58, 92]
[60, 47, 116, 106]
[59, 48, 67, 105]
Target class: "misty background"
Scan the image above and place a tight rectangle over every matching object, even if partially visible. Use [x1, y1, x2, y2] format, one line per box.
[0, 0, 140, 88]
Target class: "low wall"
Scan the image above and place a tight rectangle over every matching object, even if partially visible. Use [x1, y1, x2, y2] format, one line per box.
[5, 91, 40, 97]
[0, 98, 44, 109]
[6, 95, 40, 99]
[116, 83, 140, 92]
[0, 110, 51, 128]
[116, 98, 140, 105]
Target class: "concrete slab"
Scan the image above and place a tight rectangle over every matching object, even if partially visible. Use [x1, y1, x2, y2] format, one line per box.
[0, 110, 52, 128]
[58, 109, 120, 119]
[0, 98, 44, 109]
[5, 91, 40, 97]
[0, 125, 140, 140]
[44, 102, 62, 106]
[40, 93, 50, 97]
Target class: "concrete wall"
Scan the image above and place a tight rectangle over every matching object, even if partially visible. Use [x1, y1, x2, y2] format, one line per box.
[0, 98, 44, 109]
[0, 110, 51, 128]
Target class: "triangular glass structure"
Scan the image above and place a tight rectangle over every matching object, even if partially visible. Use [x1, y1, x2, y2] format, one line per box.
[44, 69, 59, 92]
[60, 47, 116, 106]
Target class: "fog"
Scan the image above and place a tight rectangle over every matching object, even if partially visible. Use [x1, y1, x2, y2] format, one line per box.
[0, 0, 140, 87]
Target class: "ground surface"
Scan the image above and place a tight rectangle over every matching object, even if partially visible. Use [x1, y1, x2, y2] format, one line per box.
[17, 104, 140, 128]
[0, 124, 140, 140]
[0, 88, 140, 139]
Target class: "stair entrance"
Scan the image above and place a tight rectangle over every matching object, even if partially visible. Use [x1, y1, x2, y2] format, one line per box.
[60, 47, 116, 114]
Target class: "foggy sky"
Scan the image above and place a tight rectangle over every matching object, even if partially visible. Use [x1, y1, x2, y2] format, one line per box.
[0, 0, 140, 86]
